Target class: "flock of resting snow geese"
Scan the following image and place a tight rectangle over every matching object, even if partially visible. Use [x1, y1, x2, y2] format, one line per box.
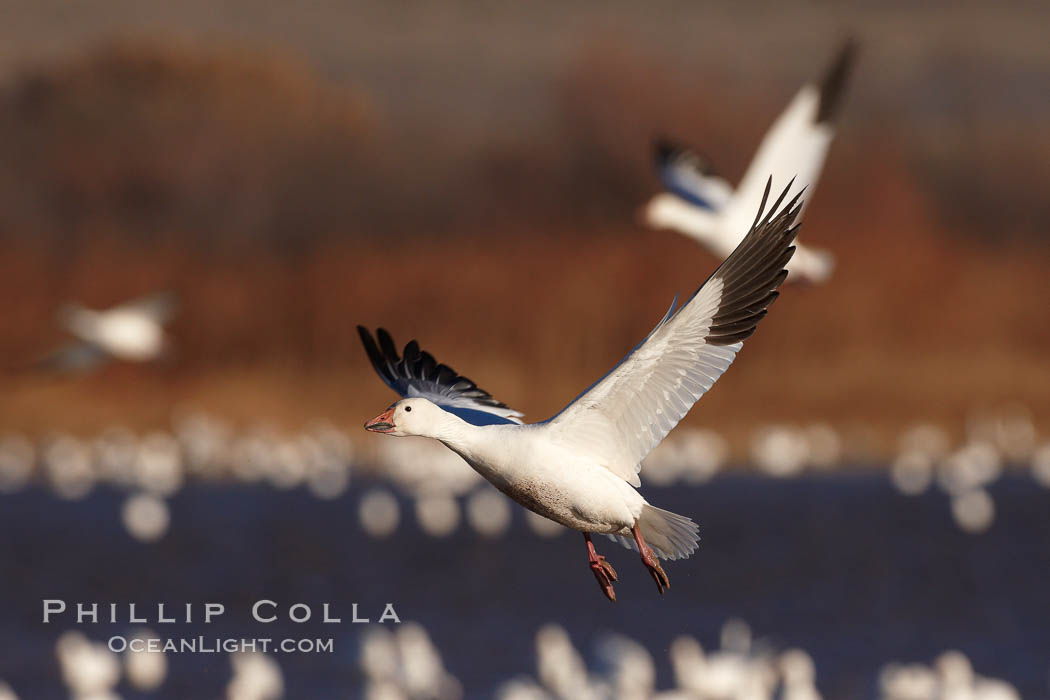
[39, 616, 1024, 700]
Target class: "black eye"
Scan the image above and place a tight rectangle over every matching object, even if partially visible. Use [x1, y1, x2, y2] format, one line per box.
[404, 406, 412, 412]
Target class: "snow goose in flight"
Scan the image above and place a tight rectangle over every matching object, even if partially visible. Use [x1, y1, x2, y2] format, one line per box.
[644, 39, 856, 283]
[37, 291, 177, 371]
[360, 180, 802, 601]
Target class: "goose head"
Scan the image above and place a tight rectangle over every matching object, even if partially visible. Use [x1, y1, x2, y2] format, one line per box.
[364, 398, 446, 438]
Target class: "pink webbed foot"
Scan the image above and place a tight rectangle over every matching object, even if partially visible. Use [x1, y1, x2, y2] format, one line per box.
[584, 533, 618, 602]
[632, 523, 670, 595]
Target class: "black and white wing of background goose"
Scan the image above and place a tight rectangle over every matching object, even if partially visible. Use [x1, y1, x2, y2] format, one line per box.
[30, 340, 109, 373]
[719, 37, 858, 236]
[546, 179, 802, 487]
[653, 138, 734, 212]
[357, 326, 525, 427]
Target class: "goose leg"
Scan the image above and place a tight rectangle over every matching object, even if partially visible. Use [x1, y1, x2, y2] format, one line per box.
[584, 533, 618, 602]
[632, 522, 670, 594]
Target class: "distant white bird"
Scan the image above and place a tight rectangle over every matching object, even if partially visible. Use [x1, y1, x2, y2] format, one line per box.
[779, 649, 822, 700]
[879, 663, 938, 700]
[359, 181, 801, 600]
[878, 652, 1021, 700]
[535, 624, 602, 700]
[395, 623, 463, 700]
[495, 679, 552, 700]
[227, 651, 284, 700]
[644, 39, 857, 283]
[123, 629, 168, 691]
[38, 291, 177, 371]
[55, 630, 121, 697]
[596, 634, 656, 700]
[669, 633, 776, 700]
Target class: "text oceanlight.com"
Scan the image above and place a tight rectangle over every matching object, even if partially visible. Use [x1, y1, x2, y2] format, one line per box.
[108, 636, 335, 654]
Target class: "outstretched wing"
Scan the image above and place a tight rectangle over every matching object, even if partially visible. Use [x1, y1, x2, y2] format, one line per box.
[114, 291, 180, 324]
[721, 38, 857, 236]
[545, 179, 801, 486]
[357, 327, 524, 427]
[653, 137, 734, 212]
[30, 341, 109, 373]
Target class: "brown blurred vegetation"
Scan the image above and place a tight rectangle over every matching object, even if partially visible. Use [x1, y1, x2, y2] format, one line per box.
[1, 35, 1048, 451]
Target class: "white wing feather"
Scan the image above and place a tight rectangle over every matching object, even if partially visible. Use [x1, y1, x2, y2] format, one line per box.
[720, 86, 831, 237]
[722, 39, 856, 241]
[545, 182, 803, 486]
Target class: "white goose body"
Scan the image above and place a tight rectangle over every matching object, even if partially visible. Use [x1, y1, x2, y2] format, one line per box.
[360, 181, 803, 599]
[65, 308, 166, 360]
[433, 419, 644, 534]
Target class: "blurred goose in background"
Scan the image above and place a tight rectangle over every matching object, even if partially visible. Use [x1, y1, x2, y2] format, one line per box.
[37, 291, 178, 371]
[359, 181, 801, 601]
[644, 39, 857, 283]
[55, 630, 122, 697]
[596, 634, 657, 700]
[669, 630, 778, 700]
[535, 624, 604, 699]
[878, 651, 1021, 700]
[227, 651, 284, 700]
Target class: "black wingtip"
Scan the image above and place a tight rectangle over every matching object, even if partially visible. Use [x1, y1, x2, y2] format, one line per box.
[376, 328, 401, 362]
[816, 37, 859, 125]
[653, 136, 678, 165]
[701, 180, 805, 346]
[356, 325, 377, 358]
[767, 176, 796, 224]
[357, 326, 392, 380]
[652, 135, 717, 176]
[752, 176, 804, 232]
[783, 185, 807, 226]
[356, 325, 520, 418]
[751, 177, 775, 231]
